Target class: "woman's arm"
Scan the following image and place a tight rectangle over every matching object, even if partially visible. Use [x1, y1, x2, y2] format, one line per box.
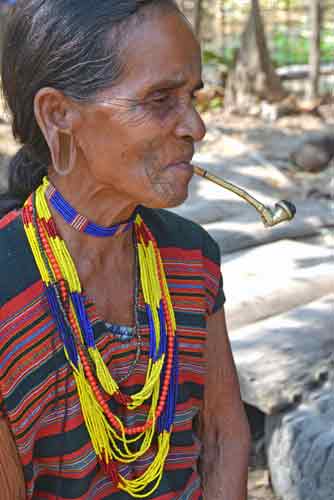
[200, 306, 251, 500]
[0, 418, 26, 500]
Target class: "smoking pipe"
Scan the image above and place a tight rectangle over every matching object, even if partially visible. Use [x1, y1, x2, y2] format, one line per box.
[193, 165, 296, 228]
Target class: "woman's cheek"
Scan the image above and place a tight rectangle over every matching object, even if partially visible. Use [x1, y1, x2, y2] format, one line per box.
[144, 96, 180, 126]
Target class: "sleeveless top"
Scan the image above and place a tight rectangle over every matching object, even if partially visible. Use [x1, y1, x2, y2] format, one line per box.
[0, 206, 225, 500]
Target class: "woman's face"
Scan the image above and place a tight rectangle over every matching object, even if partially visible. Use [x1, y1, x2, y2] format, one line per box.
[74, 7, 206, 209]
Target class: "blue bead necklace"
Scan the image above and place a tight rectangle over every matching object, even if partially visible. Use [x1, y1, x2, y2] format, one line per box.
[45, 181, 134, 237]
[42, 178, 141, 383]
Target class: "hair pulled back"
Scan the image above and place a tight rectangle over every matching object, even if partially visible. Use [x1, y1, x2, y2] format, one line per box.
[0, 0, 176, 217]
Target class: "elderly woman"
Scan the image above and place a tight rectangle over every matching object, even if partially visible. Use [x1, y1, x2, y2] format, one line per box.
[0, 1, 251, 499]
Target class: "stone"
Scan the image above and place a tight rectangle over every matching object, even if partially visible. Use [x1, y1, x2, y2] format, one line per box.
[290, 133, 334, 173]
[266, 386, 334, 500]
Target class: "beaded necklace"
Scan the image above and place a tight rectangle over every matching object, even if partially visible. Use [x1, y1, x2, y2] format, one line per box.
[22, 177, 179, 498]
[97, 233, 142, 385]
[45, 181, 134, 237]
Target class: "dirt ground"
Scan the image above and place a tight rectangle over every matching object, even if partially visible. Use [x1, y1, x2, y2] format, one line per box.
[248, 469, 277, 500]
[200, 102, 332, 500]
[1, 100, 333, 500]
[200, 103, 333, 500]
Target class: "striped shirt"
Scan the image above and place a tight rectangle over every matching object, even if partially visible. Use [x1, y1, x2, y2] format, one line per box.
[0, 206, 224, 500]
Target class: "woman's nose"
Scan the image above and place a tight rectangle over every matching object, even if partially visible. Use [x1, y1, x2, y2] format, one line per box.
[174, 104, 206, 143]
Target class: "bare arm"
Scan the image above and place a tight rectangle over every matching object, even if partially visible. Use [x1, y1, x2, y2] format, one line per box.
[0, 418, 26, 500]
[200, 307, 251, 500]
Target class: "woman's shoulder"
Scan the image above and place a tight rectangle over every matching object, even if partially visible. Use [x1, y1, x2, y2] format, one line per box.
[138, 206, 220, 262]
[0, 210, 23, 259]
[0, 210, 39, 309]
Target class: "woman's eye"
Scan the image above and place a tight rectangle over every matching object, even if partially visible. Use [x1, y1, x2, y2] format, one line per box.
[151, 95, 170, 104]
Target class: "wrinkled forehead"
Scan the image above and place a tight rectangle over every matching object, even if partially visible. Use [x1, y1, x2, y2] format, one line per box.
[108, 9, 202, 97]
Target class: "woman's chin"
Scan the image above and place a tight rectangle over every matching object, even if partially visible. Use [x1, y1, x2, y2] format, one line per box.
[142, 186, 189, 210]
[167, 191, 189, 208]
[158, 188, 190, 209]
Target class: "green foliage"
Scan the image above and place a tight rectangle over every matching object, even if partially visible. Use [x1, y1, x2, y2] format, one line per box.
[203, 48, 237, 68]
[202, 49, 226, 66]
[320, 30, 334, 63]
[270, 29, 334, 66]
[208, 96, 224, 109]
[270, 31, 309, 66]
[195, 95, 224, 113]
[198, 0, 334, 69]
[204, 29, 334, 69]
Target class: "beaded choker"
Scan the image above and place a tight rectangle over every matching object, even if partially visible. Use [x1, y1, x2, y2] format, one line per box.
[45, 179, 134, 237]
[22, 177, 178, 498]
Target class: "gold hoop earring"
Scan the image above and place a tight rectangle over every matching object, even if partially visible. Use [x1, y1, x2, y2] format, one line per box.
[52, 131, 77, 176]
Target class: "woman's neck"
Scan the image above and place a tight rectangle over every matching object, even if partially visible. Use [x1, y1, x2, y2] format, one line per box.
[48, 169, 137, 229]
[47, 170, 137, 260]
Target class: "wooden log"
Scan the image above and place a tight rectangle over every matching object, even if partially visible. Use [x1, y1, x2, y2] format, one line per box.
[172, 149, 333, 254]
[223, 239, 334, 330]
[277, 63, 334, 81]
[204, 200, 333, 254]
[229, 294, 334, 415]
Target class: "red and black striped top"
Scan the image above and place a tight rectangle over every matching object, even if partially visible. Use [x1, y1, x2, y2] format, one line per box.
[0, 206, 224, 500]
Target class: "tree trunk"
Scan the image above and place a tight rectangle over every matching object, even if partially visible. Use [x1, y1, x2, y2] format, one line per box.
[225, 0, 287, 113]
[213, 0, 224, 51]
[193, 0, 204, 39]
[308, 0, 322, 99]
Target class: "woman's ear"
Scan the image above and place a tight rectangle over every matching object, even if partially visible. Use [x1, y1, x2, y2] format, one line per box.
[34, 88, 82, 174]
[33, 87, 81, 151]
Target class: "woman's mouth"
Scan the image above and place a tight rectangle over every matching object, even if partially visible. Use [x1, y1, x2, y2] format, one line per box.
[166, 161, 194, 173]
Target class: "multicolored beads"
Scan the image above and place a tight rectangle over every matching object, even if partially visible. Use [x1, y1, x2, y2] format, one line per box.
[45, 180, 134, 237]
[22, 177, 178, 498]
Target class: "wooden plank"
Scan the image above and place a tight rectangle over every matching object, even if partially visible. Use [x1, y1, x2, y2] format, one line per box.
[223, 239, 334, 330]
[205, 201, 333, 254]
[172, 150, 333, 254]
[229, 294, 334, 415]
